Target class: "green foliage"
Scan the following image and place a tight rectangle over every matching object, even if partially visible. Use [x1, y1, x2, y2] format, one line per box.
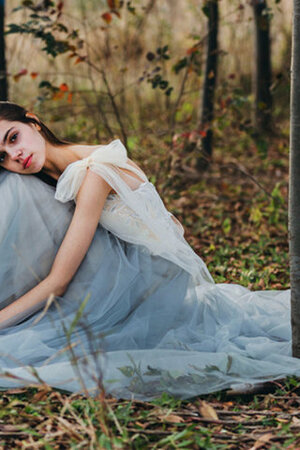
[6, 2, 80, 58]
[173, 57, 188, 74]
[202, 5, 211, 19]
[143, 46, 174, 96]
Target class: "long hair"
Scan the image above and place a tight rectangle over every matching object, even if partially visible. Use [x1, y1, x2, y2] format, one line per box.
[0, 102, 70, 187]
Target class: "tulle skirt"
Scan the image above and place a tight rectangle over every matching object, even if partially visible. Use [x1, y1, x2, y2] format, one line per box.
[0, 171, 299, 400]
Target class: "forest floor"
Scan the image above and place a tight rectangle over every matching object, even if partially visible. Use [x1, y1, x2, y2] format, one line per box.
[1, 122, 298, 449]
[1, 381, 300, 449]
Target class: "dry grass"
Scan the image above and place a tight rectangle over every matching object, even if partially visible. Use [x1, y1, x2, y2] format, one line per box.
[2, 378, 300, 449]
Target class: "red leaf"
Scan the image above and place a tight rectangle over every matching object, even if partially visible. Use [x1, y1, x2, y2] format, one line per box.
[187, 46, 198, 55]
[57, 1, 63, 11]
[13, 69, 28, 82]
[74, 56, 86, 64]
[102, 12, 112, 24]
[198, 130, 207, 137]
[59, 83, 69, 92]
[220, 98, 226, 109]
[52, 91, 64, 100]
[180, 132, 190, 139]
[107, 0, 120, 9]
[30, 72, 38, 79]
[67, 92, 73, 103]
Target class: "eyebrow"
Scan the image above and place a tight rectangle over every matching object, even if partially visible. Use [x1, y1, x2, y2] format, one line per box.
[2, 127, 13, 145]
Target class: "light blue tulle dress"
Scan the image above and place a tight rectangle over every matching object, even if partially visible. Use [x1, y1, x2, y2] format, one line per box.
[0, 140, 298, 400]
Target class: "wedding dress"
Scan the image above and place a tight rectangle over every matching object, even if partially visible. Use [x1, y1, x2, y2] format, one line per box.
[0, 139, 298, 400]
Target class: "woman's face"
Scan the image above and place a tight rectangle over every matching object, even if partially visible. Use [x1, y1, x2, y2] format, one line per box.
[0, 120, 46, 174]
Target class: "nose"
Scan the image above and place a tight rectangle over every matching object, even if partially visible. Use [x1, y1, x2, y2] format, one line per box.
[9, 148, 23, 161]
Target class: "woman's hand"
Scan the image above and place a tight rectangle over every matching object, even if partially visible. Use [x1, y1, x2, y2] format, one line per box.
[0, 274, 64, 328]
[0, 169, 112, 328]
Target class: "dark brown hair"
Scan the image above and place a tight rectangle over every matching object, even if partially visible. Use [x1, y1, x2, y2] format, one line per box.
[0, 101, 70, 186]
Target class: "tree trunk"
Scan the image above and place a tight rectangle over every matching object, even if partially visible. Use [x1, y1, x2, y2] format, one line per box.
[0, 0, 7, 101]
[252, 0, 272, 133]
[290, 0, 300, 358]
[198, 0, 219, 168]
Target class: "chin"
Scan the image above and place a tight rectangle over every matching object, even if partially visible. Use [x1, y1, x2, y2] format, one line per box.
[32, 160, 44, 174]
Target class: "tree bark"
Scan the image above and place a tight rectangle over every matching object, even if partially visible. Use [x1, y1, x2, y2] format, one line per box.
[0, 0, 7, 101]
[199, 0, 219, 167]
[289, 0, 300, 358]
[252, 0, 272, 133]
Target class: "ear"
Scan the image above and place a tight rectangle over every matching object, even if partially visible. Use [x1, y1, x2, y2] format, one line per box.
[25, 112, 41, 131]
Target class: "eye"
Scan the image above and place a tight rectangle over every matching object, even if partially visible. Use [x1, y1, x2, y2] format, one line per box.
[0, 152, 6, 164]
[9, 132, 18, 143]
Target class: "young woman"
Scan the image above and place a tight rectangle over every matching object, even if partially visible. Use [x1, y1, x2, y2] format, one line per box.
[0, 101, 298, 399]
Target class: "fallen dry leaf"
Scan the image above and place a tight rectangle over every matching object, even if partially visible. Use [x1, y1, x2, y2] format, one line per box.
[158, 414, 185, 423]
[1, 388, 27, 395]
[135, 421, 147, 429]
[0, 425, 25, 432]
[198, 401, 219, 420]
[291, 417, 300, 426]
[250, 432, 274, 450]
[32, 387, 51, 402]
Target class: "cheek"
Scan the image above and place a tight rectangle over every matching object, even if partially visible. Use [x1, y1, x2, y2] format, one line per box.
[6, 162, 21, 174]
[35, 137, 46, 155]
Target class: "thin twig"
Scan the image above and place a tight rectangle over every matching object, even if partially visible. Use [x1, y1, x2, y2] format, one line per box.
[85, 59, 128, 146]
[170, 65, 190, 138]
[82, 8, 114, 140]
[220, 162, 273, 198]
[100, 68, 128, 146]
[212, 409, 300, 417]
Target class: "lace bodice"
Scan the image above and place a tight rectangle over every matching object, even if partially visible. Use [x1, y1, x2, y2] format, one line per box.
[101, 183, 158, 245]
[55, 140, 214, 285]
[101, 181, 184, 250]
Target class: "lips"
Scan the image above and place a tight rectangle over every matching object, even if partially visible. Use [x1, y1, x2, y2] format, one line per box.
[23, 155, 33, 169]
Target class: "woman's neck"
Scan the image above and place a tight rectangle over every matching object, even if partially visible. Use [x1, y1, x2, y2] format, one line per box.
[42, 143, 96, 180]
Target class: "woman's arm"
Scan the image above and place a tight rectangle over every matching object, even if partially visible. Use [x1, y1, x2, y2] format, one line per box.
[0, 169, 112, 327]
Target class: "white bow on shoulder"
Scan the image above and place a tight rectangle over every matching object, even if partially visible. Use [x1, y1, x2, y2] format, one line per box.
[55, 139, 128, 203]
[84, 140, 128, 169]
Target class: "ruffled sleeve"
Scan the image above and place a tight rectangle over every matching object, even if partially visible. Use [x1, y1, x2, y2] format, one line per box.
[55, 139, 145, 203]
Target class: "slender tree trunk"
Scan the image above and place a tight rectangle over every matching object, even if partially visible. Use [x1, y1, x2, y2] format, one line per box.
[0, 0, 7, 101]
[252, 0, 272, 133]
[290, 0, 300, 358]
[198, 0, 219, 168]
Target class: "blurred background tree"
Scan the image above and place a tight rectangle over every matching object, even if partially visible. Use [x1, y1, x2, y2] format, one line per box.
[3, 0, 291, 178]
[290, 0, 300, 357]
[199, 0, 219, 167]
[0, 0, 7, 100]
[252, 0, 272, 134]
